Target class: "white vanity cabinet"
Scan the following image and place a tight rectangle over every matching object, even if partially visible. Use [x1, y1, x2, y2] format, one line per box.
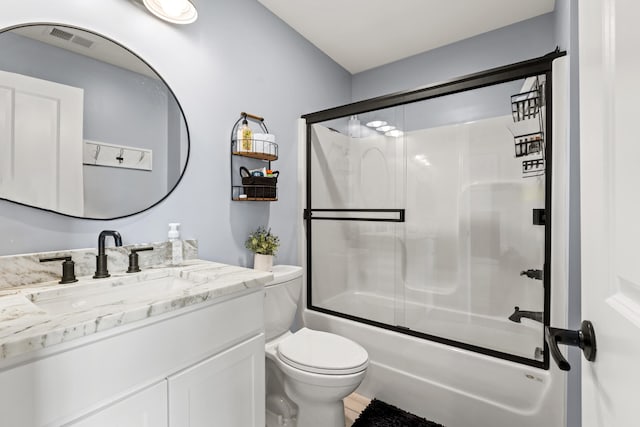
[0, 289, 265, 427]
[68, 381, 168, 427]
[168, 333, 265, 426]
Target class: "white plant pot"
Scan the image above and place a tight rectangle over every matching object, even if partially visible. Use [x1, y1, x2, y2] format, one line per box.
[254, 254, 273, 272]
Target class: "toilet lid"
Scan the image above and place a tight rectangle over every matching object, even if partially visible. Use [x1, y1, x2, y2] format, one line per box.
[277, 328, 369, 375]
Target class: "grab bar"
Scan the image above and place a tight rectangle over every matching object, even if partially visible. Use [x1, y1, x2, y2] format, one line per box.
[305, 209, 405, 222]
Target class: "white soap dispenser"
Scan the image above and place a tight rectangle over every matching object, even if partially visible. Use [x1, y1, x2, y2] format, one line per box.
[168, 223, 183, 265]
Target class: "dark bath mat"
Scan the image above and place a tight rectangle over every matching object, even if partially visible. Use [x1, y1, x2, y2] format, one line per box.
[352, 398, 445, 427]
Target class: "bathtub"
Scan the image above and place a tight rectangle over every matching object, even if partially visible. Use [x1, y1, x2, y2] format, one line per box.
[320, 290, 544, 361]
[304, 300, 565, 427]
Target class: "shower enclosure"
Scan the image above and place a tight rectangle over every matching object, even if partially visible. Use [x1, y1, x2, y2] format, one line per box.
[303, 53, 561, 368]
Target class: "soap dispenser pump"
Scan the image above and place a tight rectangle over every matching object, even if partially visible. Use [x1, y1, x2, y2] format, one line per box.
[168, 223, 183, 265]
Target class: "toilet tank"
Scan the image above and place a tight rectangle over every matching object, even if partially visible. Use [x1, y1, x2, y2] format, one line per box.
[264, 265, 303, 341]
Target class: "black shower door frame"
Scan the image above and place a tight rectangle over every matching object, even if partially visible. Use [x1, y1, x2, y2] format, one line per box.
[302, 50, 565, 369]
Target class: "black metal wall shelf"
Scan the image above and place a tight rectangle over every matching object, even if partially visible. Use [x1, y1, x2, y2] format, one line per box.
[511, 83, 541, 122]
[511, 90, 540, 121]
[230, 112, 278, 201]
[522, 158, 545, 176]
[511, 76, 546, 178]
[514, 132, 544, 158]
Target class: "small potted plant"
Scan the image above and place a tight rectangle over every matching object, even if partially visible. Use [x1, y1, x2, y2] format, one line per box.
[245, 226, 279, 271]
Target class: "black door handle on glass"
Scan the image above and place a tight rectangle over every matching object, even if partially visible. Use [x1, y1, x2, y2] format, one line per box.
[544, 320, 597, 371]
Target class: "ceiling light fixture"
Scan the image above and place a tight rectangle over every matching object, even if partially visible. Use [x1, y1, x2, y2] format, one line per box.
[386, 130, 404, 137]
[376, 125, 395, 132]
[143, 0, 198, 24]
[366, 120, 387, 128]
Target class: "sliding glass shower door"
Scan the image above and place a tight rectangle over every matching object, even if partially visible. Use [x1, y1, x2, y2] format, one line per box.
[308, 107, 406, 327]
[305, 56, 555, 368]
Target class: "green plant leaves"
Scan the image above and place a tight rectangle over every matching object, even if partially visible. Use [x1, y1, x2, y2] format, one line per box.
[245, 226, 280, 256]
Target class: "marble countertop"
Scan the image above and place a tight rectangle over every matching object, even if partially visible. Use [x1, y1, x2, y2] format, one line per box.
[0, 260, 272, 361]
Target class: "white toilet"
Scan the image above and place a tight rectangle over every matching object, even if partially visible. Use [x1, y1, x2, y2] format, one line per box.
[264, 265, 369, 427]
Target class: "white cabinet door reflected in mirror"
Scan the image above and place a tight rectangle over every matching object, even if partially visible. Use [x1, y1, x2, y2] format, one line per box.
[0, 69, 84, 216]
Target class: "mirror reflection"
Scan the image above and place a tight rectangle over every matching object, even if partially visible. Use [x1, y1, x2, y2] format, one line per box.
[0, 24, 189, 219]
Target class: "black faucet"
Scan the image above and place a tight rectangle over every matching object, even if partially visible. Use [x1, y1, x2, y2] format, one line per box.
[508, 306, 543, 323]
[93, 230, 123, 279]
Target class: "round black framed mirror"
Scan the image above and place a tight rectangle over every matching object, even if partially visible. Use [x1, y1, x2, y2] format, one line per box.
[0, 23, 189, 219]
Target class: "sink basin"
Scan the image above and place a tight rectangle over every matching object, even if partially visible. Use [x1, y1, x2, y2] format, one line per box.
[28, 273, 204, 315]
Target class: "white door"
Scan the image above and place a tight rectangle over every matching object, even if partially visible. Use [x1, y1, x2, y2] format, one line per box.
[0, 69, 84, 216]
[579, 0, 640, 425]
[167, 334, 265, 427]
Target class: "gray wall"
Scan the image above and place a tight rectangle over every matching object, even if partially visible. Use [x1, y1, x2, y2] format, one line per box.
[0, 32, 171, 218]
[0, 0, 351, 266]
[352, 13, 556, 101]
[402, 79, 522, 131]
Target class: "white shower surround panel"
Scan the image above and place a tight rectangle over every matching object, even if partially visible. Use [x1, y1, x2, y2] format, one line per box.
[311, 114, 546, 360]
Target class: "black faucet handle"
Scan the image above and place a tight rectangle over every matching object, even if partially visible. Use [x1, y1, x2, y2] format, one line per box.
[127, 247, 154, 273]
[131, 246, 154, 254]
[520, 269, 543, 280]
[40, 256, 78, 284]
[40, 255, 72, 263]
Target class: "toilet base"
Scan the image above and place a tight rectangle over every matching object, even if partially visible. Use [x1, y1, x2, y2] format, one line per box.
[266, 393, 297, 427]
[266, 408, 296, 427]
[294, 398, 345, 427]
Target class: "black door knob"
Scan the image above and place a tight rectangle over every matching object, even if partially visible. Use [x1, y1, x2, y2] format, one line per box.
[545, 320, 597, 371]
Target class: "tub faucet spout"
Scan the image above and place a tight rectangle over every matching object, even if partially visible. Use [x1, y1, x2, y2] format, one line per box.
[508, 306, 543, 323]
[94, 230, 123, 279]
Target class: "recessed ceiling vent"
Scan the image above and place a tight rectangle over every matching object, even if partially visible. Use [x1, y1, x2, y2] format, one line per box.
[72, 35, 94, 49]
[49, 27, 73, 41]
[48, 27, 94, 49]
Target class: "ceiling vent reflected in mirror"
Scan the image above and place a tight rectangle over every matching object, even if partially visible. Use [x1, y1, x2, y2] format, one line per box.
[49, 27, 95, 49]
[71, 35, 94, 49]
[49, 27, 73, 41]
[14, 25, 157, 79]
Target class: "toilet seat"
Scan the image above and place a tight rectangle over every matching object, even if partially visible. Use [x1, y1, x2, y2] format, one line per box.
[277, 328, 369, 375]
